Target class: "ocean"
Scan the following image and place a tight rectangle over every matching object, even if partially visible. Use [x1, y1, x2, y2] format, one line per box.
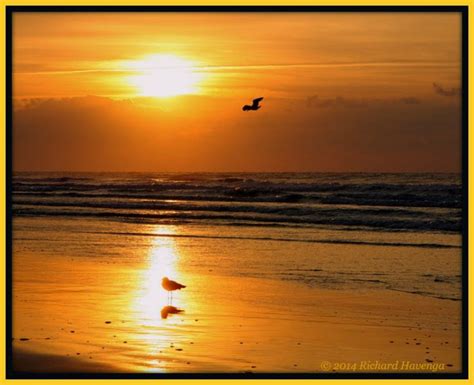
[12, 172, 462, 302]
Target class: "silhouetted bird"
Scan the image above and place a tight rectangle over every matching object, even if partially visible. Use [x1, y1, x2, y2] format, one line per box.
[242, 97, 264, 111]
[162, 277, 186, 302]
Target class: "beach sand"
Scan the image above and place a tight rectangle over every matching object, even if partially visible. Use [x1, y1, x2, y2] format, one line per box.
[13, 251, 461, 374]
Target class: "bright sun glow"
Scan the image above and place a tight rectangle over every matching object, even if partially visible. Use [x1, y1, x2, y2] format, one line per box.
[126, 54, 202, 97]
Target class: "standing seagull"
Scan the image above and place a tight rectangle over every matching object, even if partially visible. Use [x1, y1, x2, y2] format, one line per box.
[242, 97, 264, 111]
[162, 277, 186, 303]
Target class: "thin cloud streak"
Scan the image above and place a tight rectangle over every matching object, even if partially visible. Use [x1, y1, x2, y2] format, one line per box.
[433, 82, 461, 97]
[17, 60, 459, 75]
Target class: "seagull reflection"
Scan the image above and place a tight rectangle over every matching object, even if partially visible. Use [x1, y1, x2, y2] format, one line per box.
[161, 305, 185, 319]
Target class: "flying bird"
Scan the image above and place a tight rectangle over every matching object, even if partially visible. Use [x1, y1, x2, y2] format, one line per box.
[243, 97, 264, 111]
[162, 277, 186, 302]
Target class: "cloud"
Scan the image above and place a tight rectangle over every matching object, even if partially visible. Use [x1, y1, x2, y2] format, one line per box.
[433, 82, 460, 97]
[305, 95, 421, 108]
[399, 97, 421, 105]
[12, 94, 460, 172]
[16, 60, 457, 75]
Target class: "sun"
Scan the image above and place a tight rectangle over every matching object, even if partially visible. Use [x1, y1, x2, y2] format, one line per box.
[126, 54, 202, 97]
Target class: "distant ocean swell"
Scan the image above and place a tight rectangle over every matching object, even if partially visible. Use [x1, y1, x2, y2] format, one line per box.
[12, 173, 462, 233]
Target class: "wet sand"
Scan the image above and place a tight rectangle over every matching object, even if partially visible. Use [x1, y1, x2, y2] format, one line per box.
[13, 349, 125, 373]
[13, 254, 461, 374]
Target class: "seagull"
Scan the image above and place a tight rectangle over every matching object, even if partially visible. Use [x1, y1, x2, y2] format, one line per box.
[242, 97, 264, 111]
[162, 277, 186, 302]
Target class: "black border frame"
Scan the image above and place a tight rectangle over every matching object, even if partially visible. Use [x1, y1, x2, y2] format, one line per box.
[5, 5, 469, 380]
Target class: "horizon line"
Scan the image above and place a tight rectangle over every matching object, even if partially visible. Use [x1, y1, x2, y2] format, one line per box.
[12, 170, 462, 174]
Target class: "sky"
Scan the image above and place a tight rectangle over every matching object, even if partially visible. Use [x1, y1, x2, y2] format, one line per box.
[13, 12, 462, 172]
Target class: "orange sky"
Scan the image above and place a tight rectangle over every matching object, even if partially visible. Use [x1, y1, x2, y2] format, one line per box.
[13, 12, 462, 172]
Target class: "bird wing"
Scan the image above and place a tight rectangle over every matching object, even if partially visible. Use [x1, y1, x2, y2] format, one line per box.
[252, 97, 264, 107]
[169, 279, 186, 289]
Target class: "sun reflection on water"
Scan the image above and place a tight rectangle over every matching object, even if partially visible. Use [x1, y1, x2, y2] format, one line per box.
[125, 226, 193, 371]
[132, 226, 186, 325]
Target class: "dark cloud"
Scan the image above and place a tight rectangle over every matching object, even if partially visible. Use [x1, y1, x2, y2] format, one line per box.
[399, 97, 421, 105]
[306, 95, 367, 108]
[306, 95, 421, 108]
[433, 82, 460, 97]
[13, 94, 460, 172]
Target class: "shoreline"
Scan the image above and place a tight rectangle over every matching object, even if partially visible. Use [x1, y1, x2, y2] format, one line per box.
[12, 216, 462, 374]
[13, 282, 462, 374]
